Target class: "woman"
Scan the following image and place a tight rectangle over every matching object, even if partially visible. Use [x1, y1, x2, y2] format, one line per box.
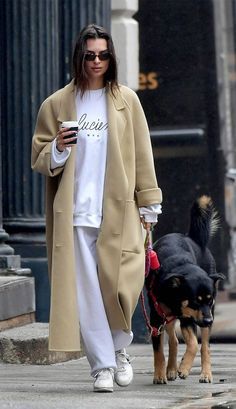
[31, 24, 162, 392]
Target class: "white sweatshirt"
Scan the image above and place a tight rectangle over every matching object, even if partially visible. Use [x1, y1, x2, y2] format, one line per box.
[73, 88, 108, 227]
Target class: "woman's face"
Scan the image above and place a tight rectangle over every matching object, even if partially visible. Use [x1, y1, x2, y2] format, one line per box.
[84, 38, 110, 85]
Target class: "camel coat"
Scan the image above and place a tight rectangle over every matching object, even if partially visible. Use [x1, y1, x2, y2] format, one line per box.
[31, 80, 162, 351]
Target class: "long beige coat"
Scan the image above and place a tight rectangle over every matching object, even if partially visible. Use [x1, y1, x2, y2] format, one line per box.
[31, 80, 162, 351]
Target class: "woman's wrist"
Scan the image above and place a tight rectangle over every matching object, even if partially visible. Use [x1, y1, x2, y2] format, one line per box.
[56, 144, 63, 153]
[56, 137, 64, 152]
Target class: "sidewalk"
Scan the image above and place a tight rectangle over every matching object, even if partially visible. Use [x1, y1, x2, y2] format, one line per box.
[0, 299, 236, 408]
[0, 343, 235, 409]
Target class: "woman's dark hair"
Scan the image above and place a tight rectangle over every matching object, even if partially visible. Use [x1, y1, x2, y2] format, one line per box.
[72, 24, 118, 96]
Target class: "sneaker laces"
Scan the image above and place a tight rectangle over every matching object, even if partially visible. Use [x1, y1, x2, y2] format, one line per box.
[115, 350, 134, 372]
[95, 368, 114, 379]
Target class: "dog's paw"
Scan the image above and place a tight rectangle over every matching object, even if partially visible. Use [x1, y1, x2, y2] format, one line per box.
[153, 377, 167, 384]
[167, 368, 178, 381]
[178, 360, 192, 379]
[178, 368, 189, 379]
[199, 372, 212, 383]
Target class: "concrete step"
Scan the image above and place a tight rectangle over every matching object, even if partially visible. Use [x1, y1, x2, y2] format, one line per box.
[0, 323, 83, 364]
[0, 275, 35, 321]
[0, 312, 35, 332]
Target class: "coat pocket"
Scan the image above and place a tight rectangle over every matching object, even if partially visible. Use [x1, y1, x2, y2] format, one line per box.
[53, 211, 65, 247]
[122, 200, 143, 253]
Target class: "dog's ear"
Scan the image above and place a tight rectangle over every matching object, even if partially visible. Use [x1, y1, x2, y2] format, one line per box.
[164, 275, 185, 289]
[170, 276, 182, 288]
[209, 272, 225, 283]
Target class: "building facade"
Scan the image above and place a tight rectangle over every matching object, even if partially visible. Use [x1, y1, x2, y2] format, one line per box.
[1, 0, 236, 336]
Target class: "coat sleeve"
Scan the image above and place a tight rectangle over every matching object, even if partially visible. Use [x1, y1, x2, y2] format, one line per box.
[31, 97, 64, 177]
[131, 92, 162, 207]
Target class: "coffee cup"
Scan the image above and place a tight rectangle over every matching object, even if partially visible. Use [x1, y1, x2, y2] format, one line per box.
[61, 121, 78, 144]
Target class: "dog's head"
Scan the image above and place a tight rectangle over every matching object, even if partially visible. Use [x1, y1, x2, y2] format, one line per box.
[158, 265, 225, 327]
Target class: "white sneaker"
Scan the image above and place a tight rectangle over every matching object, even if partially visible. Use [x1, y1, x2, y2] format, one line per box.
[115, 349, 133, 387]
[93, 368, 114, 393]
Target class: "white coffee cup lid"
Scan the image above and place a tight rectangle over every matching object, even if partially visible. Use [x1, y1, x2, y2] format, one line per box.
[61, 121, 78, 128]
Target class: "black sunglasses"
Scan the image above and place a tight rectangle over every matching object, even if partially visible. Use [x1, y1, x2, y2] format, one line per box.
[84, 50, 110, 61]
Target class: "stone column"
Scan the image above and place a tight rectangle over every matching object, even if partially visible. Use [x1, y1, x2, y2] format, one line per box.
[0, 81, 15, 263]
[213, 0, 236, 294]
[1, 0, 60, 321]
[111, 0, 139, 89]
[0, 2, 21, 271]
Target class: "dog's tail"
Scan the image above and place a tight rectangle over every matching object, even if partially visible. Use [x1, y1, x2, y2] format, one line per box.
[188, 196, 220, 249]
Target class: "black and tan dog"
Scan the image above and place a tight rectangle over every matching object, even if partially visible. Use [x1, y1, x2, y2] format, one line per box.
[145, 196, 224, 384]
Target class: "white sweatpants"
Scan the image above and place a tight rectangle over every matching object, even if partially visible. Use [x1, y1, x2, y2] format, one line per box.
[74, 226, 133, 376]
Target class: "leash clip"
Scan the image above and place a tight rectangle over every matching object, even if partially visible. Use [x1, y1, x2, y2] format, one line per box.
[157, 323, 165, 335]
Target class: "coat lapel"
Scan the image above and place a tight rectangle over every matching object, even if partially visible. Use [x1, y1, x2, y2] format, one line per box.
[57, 80, 77, 123]
[104, 88, 128, 200]
[57, 80, 77, 163]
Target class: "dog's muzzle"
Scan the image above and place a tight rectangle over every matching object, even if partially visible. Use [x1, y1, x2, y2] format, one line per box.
[196, 317, 213, 327]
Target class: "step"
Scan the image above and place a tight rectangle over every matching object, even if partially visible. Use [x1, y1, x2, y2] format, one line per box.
[0, 323, 83, 364]
[0, 312, 35, 332]
[0, 275, 35, 321]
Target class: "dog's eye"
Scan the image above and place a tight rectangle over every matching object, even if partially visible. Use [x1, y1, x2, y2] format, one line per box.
[208, 297, 214, 306]
[205, 295, 213, 305]
[197, 295, 213, 306]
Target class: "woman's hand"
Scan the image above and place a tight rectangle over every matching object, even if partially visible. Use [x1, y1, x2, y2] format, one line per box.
[140, 218, 152, 232]
[56, 127, 77, 152]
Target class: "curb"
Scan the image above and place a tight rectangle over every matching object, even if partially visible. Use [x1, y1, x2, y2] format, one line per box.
[0, 323, 83, 364]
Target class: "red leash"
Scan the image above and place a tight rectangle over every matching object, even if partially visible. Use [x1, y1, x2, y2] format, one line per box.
[140, 231, 175, 338]
[148, 277, 176, 325]
[140, 290, 163, 337]
[144, 230, 160, 276]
